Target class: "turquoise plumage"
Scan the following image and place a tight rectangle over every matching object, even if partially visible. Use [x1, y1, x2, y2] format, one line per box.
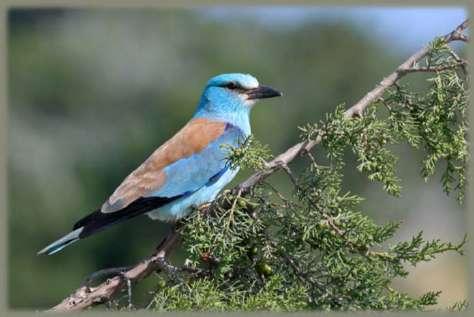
[38, 73, 281, 255]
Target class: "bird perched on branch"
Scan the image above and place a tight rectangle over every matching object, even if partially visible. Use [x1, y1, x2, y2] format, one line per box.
[38, 73, 282, 255]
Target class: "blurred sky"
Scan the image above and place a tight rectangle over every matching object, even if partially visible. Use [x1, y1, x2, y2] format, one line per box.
[201, 6, 467, 53]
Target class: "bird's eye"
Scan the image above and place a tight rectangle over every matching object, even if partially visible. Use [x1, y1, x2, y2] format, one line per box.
[225, 82, 239, 90]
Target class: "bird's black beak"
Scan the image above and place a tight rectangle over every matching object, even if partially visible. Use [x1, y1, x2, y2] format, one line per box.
[247, 85, 282, 100]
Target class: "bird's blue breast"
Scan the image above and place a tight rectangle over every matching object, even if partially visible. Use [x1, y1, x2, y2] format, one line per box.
[147, 167, 239, 221]
[155, 123, 244, 197]
[146, 123, 246, 221]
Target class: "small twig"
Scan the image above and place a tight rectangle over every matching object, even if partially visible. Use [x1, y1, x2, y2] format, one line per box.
[304, 150, 318, 167]
[281, 163, 299, 188]
[324, 215, 344, 236]
[125, 275, 132, 309]
[270, 240, 325, 293]
[447, 47, 468, 75]
[264, 181, 293, 206]
[226, 188, 242, 231]
[402, 62, 467, 73]
[450, 32, 468, 42]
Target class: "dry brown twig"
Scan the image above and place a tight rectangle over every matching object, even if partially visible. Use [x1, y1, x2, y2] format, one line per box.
[49, 19, 469, 312]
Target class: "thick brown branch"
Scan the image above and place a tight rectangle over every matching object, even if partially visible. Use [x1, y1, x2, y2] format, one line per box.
[50, 19, 468, 312]
[50, 228, 180, 312]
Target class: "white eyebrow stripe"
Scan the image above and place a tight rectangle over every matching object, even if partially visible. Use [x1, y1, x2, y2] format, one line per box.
[240, 77, 259, 89]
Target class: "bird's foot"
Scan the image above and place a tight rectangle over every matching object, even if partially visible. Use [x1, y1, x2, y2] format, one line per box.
[155, 256, 183, 283]
[198, 202, 211, 210]
[196, 202, 213, 215]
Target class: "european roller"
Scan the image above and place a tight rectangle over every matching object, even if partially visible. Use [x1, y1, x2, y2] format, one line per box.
[38, 73, 281, 255]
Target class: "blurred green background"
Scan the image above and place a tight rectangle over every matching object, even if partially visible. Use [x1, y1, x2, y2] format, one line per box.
[7, 6, 467, 309]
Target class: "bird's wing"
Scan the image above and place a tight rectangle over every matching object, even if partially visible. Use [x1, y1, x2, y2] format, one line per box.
[101, 118, 244, 213]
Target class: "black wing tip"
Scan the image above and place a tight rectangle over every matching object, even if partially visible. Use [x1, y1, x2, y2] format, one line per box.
[76, 196, 179, 238]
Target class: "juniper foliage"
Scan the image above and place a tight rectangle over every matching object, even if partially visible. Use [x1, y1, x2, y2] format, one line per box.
[146, 40, 468, 311]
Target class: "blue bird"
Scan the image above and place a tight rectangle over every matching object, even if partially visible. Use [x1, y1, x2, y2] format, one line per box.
[38, 73, 281, 255]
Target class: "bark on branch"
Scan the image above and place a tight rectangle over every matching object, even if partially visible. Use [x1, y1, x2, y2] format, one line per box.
[50, 19, 468, 312]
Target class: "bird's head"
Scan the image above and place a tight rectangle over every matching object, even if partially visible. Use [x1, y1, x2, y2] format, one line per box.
[196, 73, 282, 118]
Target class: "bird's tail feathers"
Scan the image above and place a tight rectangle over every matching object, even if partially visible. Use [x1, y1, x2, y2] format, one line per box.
[37, 196, 178, 255]
[37, 227, 83, 255]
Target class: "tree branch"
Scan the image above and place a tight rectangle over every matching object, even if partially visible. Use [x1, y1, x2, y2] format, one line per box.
[238, 18, 468, 194]
[49, 19, 468, 312]
[50, 228, 180, 312]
